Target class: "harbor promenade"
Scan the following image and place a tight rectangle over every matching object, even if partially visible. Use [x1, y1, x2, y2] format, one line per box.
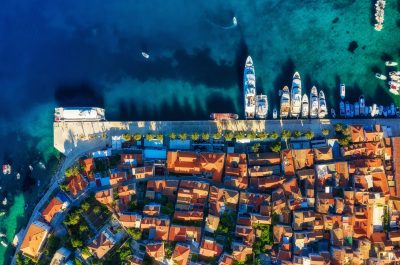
[54, 118, 400, 154]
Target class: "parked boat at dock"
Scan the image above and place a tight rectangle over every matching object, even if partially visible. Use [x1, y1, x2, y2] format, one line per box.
[379, 105, 384, 116]
[345, 102, 350, 117]
[210, 113, 239, 120]
[340, 84, 345, 100]
[375, 73, 387, 80]
[374, 0, 386, 31]
[243, 56, 256, 119]
[272, 108, 278, 119]
[290, 72, 302, 118]
[371, 104, 379, 117]
[318, 90, 327, 119]
[339, 101, 345, 117]
[386, 61, 398, 67]
[354, 102, 360, 116]
[255, 94, 268, 119]
[330, 108, 336, 118]
[2, 165, 11, 175]
[280, 86, 290, 118]
[359, 96, 365, 116]
[350, 104, 354, 118]
[309, 86, 319, 118]
[391, 103, 396, 116]
[301, 94, 309, 118]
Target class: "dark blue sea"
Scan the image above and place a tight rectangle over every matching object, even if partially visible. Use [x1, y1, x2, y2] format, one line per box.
[0, 0, 399, 263]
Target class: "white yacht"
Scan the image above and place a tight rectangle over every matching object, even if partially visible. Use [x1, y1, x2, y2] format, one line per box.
[379, 105, 384, 116]
[318, 90, 327, 119]
[290, 72, 302, 117]
[255, 94, 268, 119]
[54, 107, 106, 122]
[371, 104, 379, 117]
[280, 86, 290, 118]
[272, 108, 278, 119]
[243, 56, 256, 119]
[386, 61, 398, 67]
[309, 86, 319, 118]
[340, 84, 345, 100]
[375, 73, 387, 80]
[301, 94, 309, 118]
[359, 96, 366, 116]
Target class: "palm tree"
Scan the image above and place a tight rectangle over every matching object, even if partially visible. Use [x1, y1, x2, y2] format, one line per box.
[270, 142, 282, 153]
[281, 129, 291, 140]
[178, 132, 187, 141]
[145, 133, 154, 141]
[235, 132, 245, 140]
[133, 133, 142, 141]
[213, 132, 222, 140]
[251, 143, 261, 153]
[122, 133, 131, 141]
[191, 132, 200, 141]
[294, 130, 302, 138]
[201, 132, 210, 141]
[335, 123, 344, 133]
[169, 132, 176, 140]
[224, 131, 234, 141]
[258, 131, 268, 140]
[156, 133, 163, 141]
[322, 129, 329, 136]
[270, 131, 279, 140]
[247, 131, 256, 140]
[304, 131, 314, 140]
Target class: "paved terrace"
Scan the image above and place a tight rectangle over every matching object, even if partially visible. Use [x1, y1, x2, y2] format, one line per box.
[54, 118, 400, 155]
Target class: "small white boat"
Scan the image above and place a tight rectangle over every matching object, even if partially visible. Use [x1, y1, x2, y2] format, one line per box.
[16, 173, 20, 180]
[38, 162, 46, 170]
[389, 71, 400, 76]
[2, 198, 7, 206]
[28, 165, 33, 171]
[331, 108, 336, 118]
[0, 241, 7, 248]
[386, 61, 398, 67]
[2, 165, 11, 175]
[255, 94, 268, 119]
[354, 102, 360, 116]
[318, 90, 327, 119]
[371, 104, 378, 117]
[369, 106, 373, 115]
[379, 105, 384, 116]
[391, 103, 396, 116]
[301, 94, 309, 118]
[141, 52, 150, 59]
[359, 96, 366, 116]
[389, 81, 400, 87]
[310, 86, 319, 119]
[232, 17, 237, 26]
[280, 86, 290, 118]
[345, 102, 350, 117]
[375, 73, 387, 80]
[389, 89, 400, 95]
[273, 108, 278, 119]
[0, 233, 5, 237]
[339, 101, 345, 116]
[340, 84, 345, 100]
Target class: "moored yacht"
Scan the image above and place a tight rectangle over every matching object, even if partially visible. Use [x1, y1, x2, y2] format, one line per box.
[386, 61, 398, 67]
[273, 108, 278, 119]
[354, 102, 360, 116]
[340, 84, 345, 100]
[309, 86, 319, 118]
[243, 56, 256, 119]
[210, 113, 239, 120]
[379, 105, 384, 116]
[255, 94, 268, 119]
[318, 90, 327, 119]
[301, 94, 309, 118]
[359, 96, 366, 116]
[391, 103, 396, 116]
[345, 102, 350, 117]
[371, 104, 379, 117]
[340, 101, 345, 116]
[280, 86, 290, 118]
[290, 72, 302, 118]
[331, 108, 336, 118]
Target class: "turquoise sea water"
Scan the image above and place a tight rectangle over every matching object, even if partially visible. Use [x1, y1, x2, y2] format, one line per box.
[0, 0, 399, 263]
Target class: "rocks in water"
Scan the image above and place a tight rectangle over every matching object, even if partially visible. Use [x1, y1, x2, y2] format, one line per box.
[348, 41, 359, 53]
[332, 17, 339, 23]
[362, 45, 366, 50]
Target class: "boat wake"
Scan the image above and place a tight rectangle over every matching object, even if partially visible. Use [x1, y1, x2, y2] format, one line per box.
[206, 16, 237, 29]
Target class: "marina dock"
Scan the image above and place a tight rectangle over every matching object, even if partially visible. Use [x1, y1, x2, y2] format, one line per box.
[54, 118, 400, 154]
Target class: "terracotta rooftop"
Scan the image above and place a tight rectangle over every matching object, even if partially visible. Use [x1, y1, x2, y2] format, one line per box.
[208, 186, 239, 216]
[172, 244, 190, 265]
[146, 242, 165, 261]
[95, 189, 113, 206]
[225, 153, 247, 179]
[349, 125, 366, 143]
[20, 221, 50, 259]
[281, 149, 295, 176]
[292, 149, 314, 170]
[121, 153, 143, 166]
[199, 238, 223, 258]
[168, 225, 201, 242]
[88, 229, 116, 259]
[41, 196, 65, 223]
[67, 174, 87, 197]
[314, 147, 333, 162]
[248, 152, 281, 166]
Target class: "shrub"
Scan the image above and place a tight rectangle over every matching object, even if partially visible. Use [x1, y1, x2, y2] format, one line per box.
[127, 228, 142, 240]
[224, 131, 234, 141]
[213, 132, 222, 140]
[145, 133, 154, 141]
[178, 133, 187, 141]
[191, 132, 200, 141]
[335, 123, 344, 133]
[247, 131, 256, 140]
[322, 128, 329, 136]
[201, 133, 210, 141]
[258, 131, 268, 139]
[294, 130, 302, 138]
[156, 133, 163, 141]
[133, 133, 142, 141]
[251, 143, 261, 153]
[169, 132, 176, 140]
[304, 131, 314, 140]
[281, 129, 291, 140]
[270, 142, 282, 153]
[65, 166, 80, 178]
[235, 132, 245, 140]
[122, 133, 131, 142]
[270, 131, 279, 140]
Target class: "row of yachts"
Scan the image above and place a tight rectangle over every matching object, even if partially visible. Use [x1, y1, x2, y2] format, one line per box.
[243, 56, 327, 120]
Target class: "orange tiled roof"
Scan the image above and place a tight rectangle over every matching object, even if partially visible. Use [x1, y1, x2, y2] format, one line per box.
[41, 197, 64, 223]
[225, 153, 247, 179]
[349, 125, 366, 143]
[88, 230, 116, 259]
[168, 225, 201, 242]
[110, 171, 127, 185]
[172, 244, 190, 265]
[118, 213, 141, 228]
[20, 221, 50, 259]
[248, 152, 281, 166]
[146, 242, 165, 260]
[199, 238, 223, 258]
[67, 174, 87, 197]
[95, 189, 113, 206]
[281, 149, 295, 176]
[292, 149, 314, 170]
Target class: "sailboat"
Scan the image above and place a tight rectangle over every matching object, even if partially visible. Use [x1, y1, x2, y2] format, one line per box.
[243, 56, 256, 119]
[290, 72, 302, 118]
[309, 86, 319, 118]
[318, 90, 327, 119]
[301, 94, 309, 118]
[280, 86, 290, 118]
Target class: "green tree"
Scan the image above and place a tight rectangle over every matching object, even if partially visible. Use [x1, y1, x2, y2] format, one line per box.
[79, 224, 89, 233]
[258, 131, 268, 140]
[191, 132, 200, 141]
[281, 129, 291, 140]
[338, 137, 350, 146]
[81, 247, 92, 257]
[235, 131, 245, 140]
[270, 142, 282, 153]
[322, 128, 329, 136]
[224, 131, 234, 141]
[169, 132, 176, 140]
[247, 131, 256, 140]
[213, 132, 222, 140]
[251, 143, 261, 153]
[93, 206, 101, 215]
[201, 132, 210, 141]
[122, 133, 132, 142]
[304, 131, 314, 140]
[64, 213, 80, 226]
[294, 130, 302, 138]
[71, 238, 83, 248]
[156, 133, 163, 141]
[60, 183, 69, 192]
[65, 166, 80, 178]
[133, 133, 142, 141]
[74, 258, 84, 265]
[127, 228, 142, 240]
[270, 131, 279, 140]
[335, 123, 344, 133]
[145, 133, 154, 141]
[81, 202, 90, 212]
[178, 132, 187, 141]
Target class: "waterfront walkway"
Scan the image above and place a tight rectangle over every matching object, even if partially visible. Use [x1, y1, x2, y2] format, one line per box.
[54, 118, 400, 154]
